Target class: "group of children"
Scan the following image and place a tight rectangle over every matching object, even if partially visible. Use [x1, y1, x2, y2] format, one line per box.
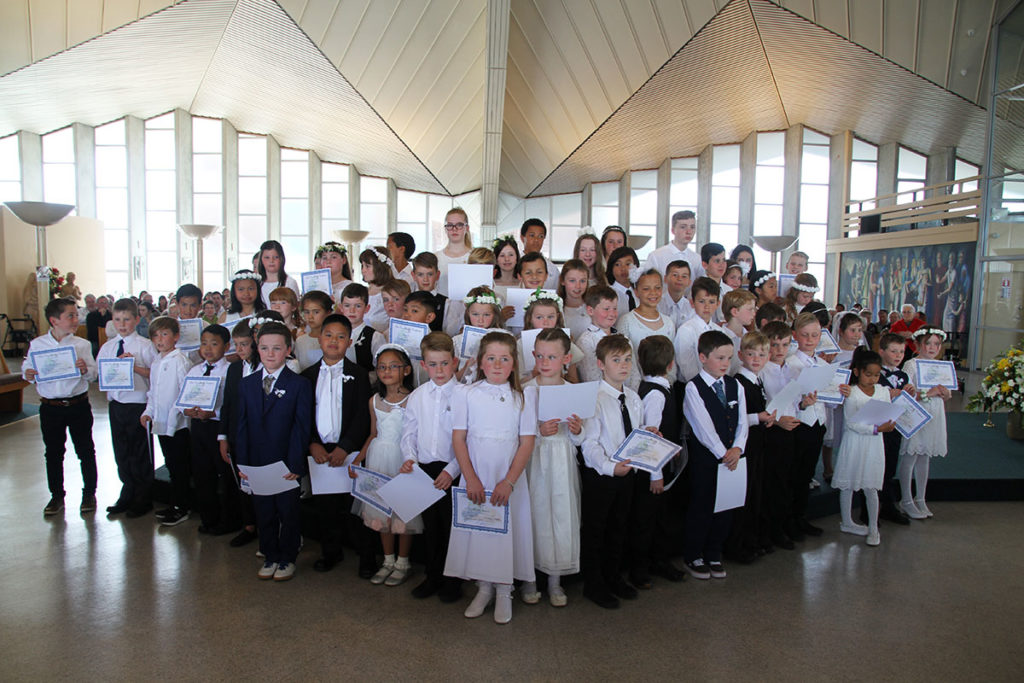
[22, 211, 951, 625]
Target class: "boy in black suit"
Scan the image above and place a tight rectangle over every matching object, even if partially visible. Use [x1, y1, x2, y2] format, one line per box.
[876, 333, 913, 525]
[218, 320, 259, 546]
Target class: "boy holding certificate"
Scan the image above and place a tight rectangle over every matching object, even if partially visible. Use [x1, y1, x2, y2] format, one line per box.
[682, 330, 747, 580]
[98, 298, 157, 517]
[174, 283, 207, 365]
[23, 297, 98, 516]
[339, 283, 385, 377]
[876, 333, 913, 525]
[410, 252, 447, 333]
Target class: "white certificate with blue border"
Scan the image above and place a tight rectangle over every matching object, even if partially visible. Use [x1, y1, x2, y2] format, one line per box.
[29, 346, 80, 382]
[98, 357, 135, 391]
[301, 268, 332, 296]
[816, 329, 841, 355]
[892, 390, 932, 439]
[816, 368, 851, 405]
[389, 318, 430, 360]
[459, 325, 489, 360]
[611, 428, 682, 473]
[914, 359, 958, 390]
[777, 273, 796, 298]
[351, 465, 392, 515]
[174, 376, 221, 411]
[175, 318, 203, 351]
[452, 487, 509, 534]
[222, 315, 253, 354]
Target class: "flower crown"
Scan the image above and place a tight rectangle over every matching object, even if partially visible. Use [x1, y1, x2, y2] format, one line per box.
[627, 264, 646, 285]
[230, 271, 263, 283]
[525, 288, 562, 311]
[374, 343, 411, 365]
[464, 292, 500, 307]
[577, 225, 595, 237]
[250, 316, 274, 327]
[912, 326, 947, 341]
[315, 242, 346, 258]
[753, 272, 776, 288]
[491, 233, 517, 252]
[791, 281, 819, 293]
[374, 250, 393, 267]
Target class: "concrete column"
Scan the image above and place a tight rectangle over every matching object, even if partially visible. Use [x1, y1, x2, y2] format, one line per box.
[125, 116, 147, 292]
[348, 164, 360, 235]
[926, 147, 956, 197]
[386, 177, 397, 235]
[308, 151, 322, 250]
[876, 142, 897, 207]
[738, 131, 756, 247]
[657, 158, 671, 247]
[72, 123, 96, 219]
[618, 170, 630, 230]
[266, 135, 281, 241]
[222, 119, 239, 276]
[697, 145, 713, 247]
[173, 109, 194, 284]
[781, 124, 803, 236]
[580, 183, 592, 230]
[825, 131, 853, 300]
[18, 131, 42, 202]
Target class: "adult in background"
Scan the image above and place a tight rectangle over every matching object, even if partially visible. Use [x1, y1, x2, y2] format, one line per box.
[85, 295, 112, 357]
[890, 304, 925, 356]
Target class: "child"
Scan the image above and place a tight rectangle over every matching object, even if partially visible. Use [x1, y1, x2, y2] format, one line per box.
[381, 279, 412, 329]
[442, 247, 499, 336]
[23, 297, 98, 515]
[643, 210, 702, 280]
[719, 289, 757, 375]
[521, 329, 584, 606]
[268, 287, 303, 338]
[174, 283, 206, 365]
[257, 239, 300, 302]
[877, 333, 913, 525]
[579, 334, 649, 608]
[658, 260, 694, 327]
[521, 290, 582, 384]
[601, 225, 627, 258]
[359, 246, 397, 333]
[572, 233, 606, 287]
[400, 332, 463, 602]
[785, 250, 809, 275]
[783, 273, 820, 323]
[723, 262, 743, 290]
[411, 252, 446, 332]
[98, 298, 157, 517]
[577, 285, 620, 383]
[834, 347, 896, 547]
[402, 290, 438, 387]
[760, 321, 801, 549]
[339, 283, 386, 377]
[606, 246, 640, 318]
[300, 314, 374, 576]
[294, 290, 332, 371]
[501, 252, 551, 334]
[434, 207, 473, 292]
[673, 277, 720, 383]
[218, 320, 260, 547]
[821, 311, 864, 482]
[682, 330, 748, 579]
[755, 302, 786, 328]
[353, 345, 419, 586]
[749, 270, 778, 308]
[140, 316, 193, 526]
[493, 233, 521, 289]
[453, 287, 504, 384]
[445, 331, 537, 624]
[899, 327, 951, 519]
[616, 268, 672, 390]
[221, 269, 265, 323]
[558, 259, 592, 340]
[179, 325, 232, 534]
[236, 321, 313, 581]
[315, 241, 353, 302]
[700, 243, 729, 322]
[387, 232, 417, 286]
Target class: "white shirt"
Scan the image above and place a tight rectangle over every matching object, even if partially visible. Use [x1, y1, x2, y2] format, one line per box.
[785, 350, 828, 426]
[576, 325, 610, 383]
[610, 281, 633, 319]
[261, 366, 284, 394]
[364, 292, 390, 334]
[563, 304, 591, 341]
[735, 366, 763, 427]
[97, 331, 157, 404]
[331, 278, 353, 305]
[400, 378, 462, 479]
[658, 291, 694, 328]
[294, 334, 323, 372]
[674, 315, 716, 383]
[713, 281, 732, 324]
[760, 362, 796, 418]
[643, 242, 704, 282]
[143, 349, 192, 436]
[581, 380, 647, 476]
[261, 275, 300, 305]
[394, 263, 416, 288]
[720, 325, 743, 376]
[23, 330, 96, 399]
[640, 374, 671, 481]
[315, 360, 347, 444]
[684, 370, 749, 459]
[177, 357, 230, 420]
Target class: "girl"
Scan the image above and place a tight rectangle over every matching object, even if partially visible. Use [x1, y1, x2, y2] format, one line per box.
[453, 287, 505, 384]
[221, 270, 265, 323]
[749, 270, 778, 308]
[352, 345, 419, 586]
[158, 295, 168, 314]
[316, 242, 353, 303]
[730, 244, 757, 286]
[607, 246, 640, 318]
[615, 268, 672, 391]
[834, 347, 895, 547]
[268, 287, 303, 338]
[601, 225, 627, 259]
[359, 247, 396, 333]
[521, 328, 583, 607]
[445, 331, 537, 624]
[434, 207, 473, 290]
[822, 311, 863, 483]
[521, 291, 582, 384]
[899, 327, 951, 519]
[493, 234, 521, 289]
[257, 240, 300, 303]
[558, 259, 592, 340]
[441, 248, 499, 336]
[783, 273, 820, 323]
[137, 301, 154, 338]
[723, 261, 743, 290]
[294, 291, 332, 371]
[248, 311, 301, 374]
[573, 233, 606, 287]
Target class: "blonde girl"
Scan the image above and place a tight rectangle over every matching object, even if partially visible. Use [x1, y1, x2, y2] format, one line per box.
[615, 268, 672, 390]
[558, 259, 592, 340]
[434, 207, 473, 290]
[268, 287, 303, 337]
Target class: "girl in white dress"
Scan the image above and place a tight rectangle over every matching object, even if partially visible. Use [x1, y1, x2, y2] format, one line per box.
[294, 291, 331, 371]
[315, 241, 353, 304]
[520, 291, 583, 383]
[899, 328, 952, 519]
[834, 347, 896, 547]
[353, 345, 419, 586]
[492, 234, 521, 290]
[521, 329, 583, 608]
[434, 207, 473, 294]
[821, 312, 863, 483]
[559, 259, 592, 341]
[257, 239, 301, 303]
[220, 269, 264, 323]
[445, 332, 537, 625]
[453, 287, 505, 384]
[615, 268, 672, 391]
[359, 247, 396, 333]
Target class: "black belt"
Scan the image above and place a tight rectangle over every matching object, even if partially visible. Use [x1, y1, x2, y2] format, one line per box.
[40, 393, 89, 407]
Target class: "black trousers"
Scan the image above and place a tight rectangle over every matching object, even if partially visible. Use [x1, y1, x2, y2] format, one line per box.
[881, 431, 903, 509]
[581, 467, 633, 592]
[190, 419, 232, 527]
[108, 401, 152, 506]
[227, 445, 256, 529]
[314, 490, 375, 564]
[727, 427, 765, 555]
[791, 422, 826, 521]
[39, 398, 97, 496]
[627, 470, 680, 570]
[254, 488, 302, 564]
[157, 429, 191, 510]
[683, 447, 733, 563]
[764, 426, 796, 537]
[418, 461, 456, 582]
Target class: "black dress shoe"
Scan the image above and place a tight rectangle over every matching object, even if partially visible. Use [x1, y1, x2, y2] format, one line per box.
[584, 588, 620, 610]
[438, 578, 463, 603]
[106, 502, 129, 515]
[125, 503, 153, 519]
[771, 533, 795, 550]
[650, 560, 685, 582]
[358, 557, 378, 580]
[313, 557, 338, 573]
[880, 506, 911, 526]
[610, 579, 638, 600]
[785, 522, 806, 542]
[628, 571, 652, 590]
[229, 528, 258, 547]
[411, 577, 441, 599]
[799, 519, 824, 537]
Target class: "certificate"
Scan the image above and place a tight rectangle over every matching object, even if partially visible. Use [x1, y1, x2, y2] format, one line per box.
[505, 288, 555, 329]
[849, 398, 905, 426]
[237, 461, 299, 496]
[98, 357, 135, 391]
[537, 381, 600, 421]
[29, 346, 80, 382]
[816, 329, 841, 355]
[915, 359, 958, 390]
[520, 327, 570, 373]
[389, 318, 430, 360]
[777, 273, 796, 298]
[798, 364, 835, 393]
[350, 465, 393, 515]
[891, 391, 932, 439]
[377, 466, 445, 523]
[451, 487, 509, 534]
[460, 325, 489, 360]
[222, 315, 253, 354]
[301, 268, 332, 296]
[447, 264, 493, 300]
[816, 368, 851, 405]
[174, 376, 221, 411]
[715, 458, 748, 513]
[176, 318, 203, 351]
[766, 380, 802, 415]
[306, 451, 359, 495]
[611, 428, 683, 473]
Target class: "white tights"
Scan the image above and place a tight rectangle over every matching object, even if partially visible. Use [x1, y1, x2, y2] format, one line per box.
[840, 489, 879, 532]
[898, 453, 930, 504]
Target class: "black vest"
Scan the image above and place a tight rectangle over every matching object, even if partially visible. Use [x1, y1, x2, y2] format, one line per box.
[638, 380, 684, 445]
[881, 366, 908, 391]
[354, 325, 375, 372]
[429, 294, 447, 332]
[691, 374, 739, 449]
[734, 373, 766, 415]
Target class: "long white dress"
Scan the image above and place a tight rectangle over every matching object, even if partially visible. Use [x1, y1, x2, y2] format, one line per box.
[523, 379, 582, 576]
[900, 358, 948, 457]
[444, 380, 537, 584]
[832, 384, 887, 491]
[360, 395, 423, 534]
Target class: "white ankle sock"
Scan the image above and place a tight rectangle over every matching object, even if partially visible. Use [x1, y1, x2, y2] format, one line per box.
[547, 574, 561, 592]
[382, 553, 396, 568]
[394, 556, 410, 570]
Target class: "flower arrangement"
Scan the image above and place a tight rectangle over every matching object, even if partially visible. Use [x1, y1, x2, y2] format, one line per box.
[967, 343, 1024, 414]
[48, 267, 66, 298]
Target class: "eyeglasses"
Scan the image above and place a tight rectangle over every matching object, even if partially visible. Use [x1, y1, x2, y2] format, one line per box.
[444, 222, 468, 230]
[376, 363, 406, 372]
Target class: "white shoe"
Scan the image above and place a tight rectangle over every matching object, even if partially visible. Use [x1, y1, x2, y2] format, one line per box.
[370, 563, 395, 585]
[839, 522, 869, 536]
[914, 499, 933, 517]
[384, 564, 410, 587]
[519, 581, 541, 605]
[273, 562, 296, 581]
[257, 560, 276, 580]
[899, 500, 927, 520]
[464, 582, 494, 618]
[809, 479, 821, 489]
[494, 587, 513, 624]
[549, 586, 568, 607]
[866, 530, 881, 547]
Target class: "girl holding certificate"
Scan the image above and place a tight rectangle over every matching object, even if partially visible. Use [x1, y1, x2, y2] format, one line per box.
[315, 241, 353, 303]
[221, 270, 265, 323]
[520, 291, 583, 383]
[453, 287, 504, 384]
[445, 332, 537, 625]
[898, 328, 952, 519]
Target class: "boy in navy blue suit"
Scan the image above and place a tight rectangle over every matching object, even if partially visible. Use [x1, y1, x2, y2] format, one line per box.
[236, 321, 313, 582]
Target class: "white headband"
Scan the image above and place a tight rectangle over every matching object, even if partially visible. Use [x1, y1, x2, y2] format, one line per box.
[753, 272, 776, 288]
[464, 293, 500, 306]
[525, 289, 562, 311]
[230, 271, 263, 283]
[374, 343, 411, 365]
[791, 281, 819, 293]
[912, 326, 947, 342]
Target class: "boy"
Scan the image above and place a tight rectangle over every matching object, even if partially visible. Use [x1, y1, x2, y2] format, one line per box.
[760, 321, 801, 549]
[381, 279, 412, 326]
[387, 231, 416, 287]
[520, 219, 559, 289]
[643, 210, 703, 281]
[720, 289, 757, 375]
[23, 297, 98, 515]
[141, 316, 194, 526]
[700, 243, 729, 322]
[682, 330, 747, 580]
[658, 260, 694, 327]
[400, 332, 463, 602]
[98, 298, 157, 516]
[877, 333, 913, 525]
[179, 325, 232, 534]
[411, 252, 446, 332]
[634, 335, 687, 586]
[755, 302, 786, 328]
[339, 283, 385, 375]
[785, 251, 809, 274]
[236, 321, 313, 581]
[175, 283, 206, 364]
[218, 320, 260, 547]
[517, 252, 551, 291]
[577, 285, 619, 383]
[402, 291, 438, 387]
[579, 334, 655, 608]
[674, 277, 720, 383]
[300, 314, 375, 575]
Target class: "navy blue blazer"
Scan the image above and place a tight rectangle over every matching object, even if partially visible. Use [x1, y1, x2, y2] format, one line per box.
[236, 366, 313, 476]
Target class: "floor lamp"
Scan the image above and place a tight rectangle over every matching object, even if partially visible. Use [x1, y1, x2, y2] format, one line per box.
[752, 235, 799, 275]
[178, 224, 223, 293]
[333, 229, 370, 280]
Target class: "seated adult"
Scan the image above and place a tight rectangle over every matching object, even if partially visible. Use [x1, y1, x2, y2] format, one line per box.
[890, 304, 925, 355]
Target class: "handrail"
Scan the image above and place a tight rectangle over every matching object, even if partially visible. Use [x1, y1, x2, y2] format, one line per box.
[847, 175, 982, 211]
[841, 179, 981, 237]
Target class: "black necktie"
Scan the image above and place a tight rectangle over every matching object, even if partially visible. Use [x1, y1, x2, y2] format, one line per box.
[757, 377, 766, 401]
[610, 326, 618, 334]
[116, 339, 124, 357]
[626, 290, 637, 311]
[618, 393, 633, 434]
[203, 363, 214, 376]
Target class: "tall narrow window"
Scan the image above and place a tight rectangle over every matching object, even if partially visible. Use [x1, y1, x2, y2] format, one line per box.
[710, 144, 740, 248]
[0, 135, 20, 203]
[955, 159, 980, 193]
[897, 147, 927, 199]
[849, 138, 878, 212]
[95, 119, 130, 294]
[145, 113, 177, 295]
[629, 170, 657, 260]
[321, 161, 349, 246]
[43, 127, 76, 209]
[550, 193, 582, 261]
[669, 157, 698, 219]
[754, 132, 785, 267]
[359, 175, 388, 252]
[799, 128, 831, 285]
[238, 133, 268, 264]
[281, 148, 311, 274]
[590, 181, 619, 232]
[193, 117, 223, 290]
